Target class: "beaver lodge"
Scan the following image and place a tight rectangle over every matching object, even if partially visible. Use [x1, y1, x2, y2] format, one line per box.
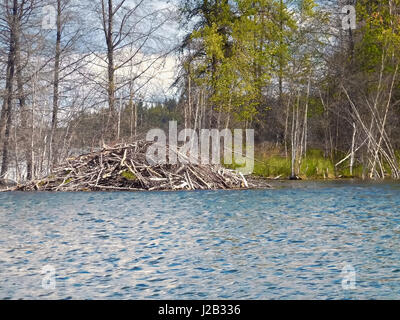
[9, 141, 271, 192]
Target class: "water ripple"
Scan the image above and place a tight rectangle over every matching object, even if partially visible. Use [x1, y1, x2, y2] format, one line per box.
[0, 181, 399, 299]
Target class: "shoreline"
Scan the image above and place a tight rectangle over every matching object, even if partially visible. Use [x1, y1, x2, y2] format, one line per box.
[2, 175, 399, 193]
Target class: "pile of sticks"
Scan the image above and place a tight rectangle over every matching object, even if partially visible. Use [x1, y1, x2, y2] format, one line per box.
[14, 141, 262, 192]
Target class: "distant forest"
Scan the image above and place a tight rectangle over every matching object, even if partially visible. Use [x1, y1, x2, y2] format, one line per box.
[1, 0, 400, 182]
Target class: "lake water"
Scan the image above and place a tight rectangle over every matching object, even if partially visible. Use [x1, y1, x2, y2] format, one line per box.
[0, 181, 399, 299]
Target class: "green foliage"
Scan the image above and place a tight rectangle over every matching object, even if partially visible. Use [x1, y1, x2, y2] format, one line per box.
[253, 156, 292, 178]
[121, 170, 136, 181]
[356, 0, 400, 73]
[144, 103, 181, 128]
[250, 149, 337, 179]
[396, 150, 400, 162]
[308, 96, 324, 117]
[187, 0, 296, 122]
[300, 149, 335, 178]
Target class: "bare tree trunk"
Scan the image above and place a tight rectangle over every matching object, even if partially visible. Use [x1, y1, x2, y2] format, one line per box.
[370, 64, 398, 178]
[290, 92, 300, 179]
[117, 95, 121, 140]
[134, 100, 137, 137]
[15, 22, 33, 181]
[225, 96, 232, 129]
[350, 122, 356, 176]
[188, 71, 192, 128]
[0, 65, 10, 141]
[49, 0, 62, 171]
[284, 96, 290, 159]
[129, 95, 134, 139]
[1, 0, 18, 180]
[107, 45, 116, 138]
[101, 0, 117, 140]
[183, 98, 187, 129]
[295, 93, 302, 176]
[303, 73, 311, 157]
[30, 73, 36, 180]
[14, 125, 20, 182]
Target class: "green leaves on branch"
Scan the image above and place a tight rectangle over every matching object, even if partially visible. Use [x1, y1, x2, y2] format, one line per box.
[186, 0, 295, 122]
[356, 0, 400, 73]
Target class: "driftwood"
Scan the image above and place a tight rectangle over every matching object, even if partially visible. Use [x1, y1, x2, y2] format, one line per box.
[11, 141, 271, 192]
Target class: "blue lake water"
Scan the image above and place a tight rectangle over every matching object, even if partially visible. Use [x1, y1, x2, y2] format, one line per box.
[0, 181, 400, 299]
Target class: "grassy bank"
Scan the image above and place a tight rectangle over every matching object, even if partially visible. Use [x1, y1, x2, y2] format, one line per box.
[250, 149, 364, 180]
